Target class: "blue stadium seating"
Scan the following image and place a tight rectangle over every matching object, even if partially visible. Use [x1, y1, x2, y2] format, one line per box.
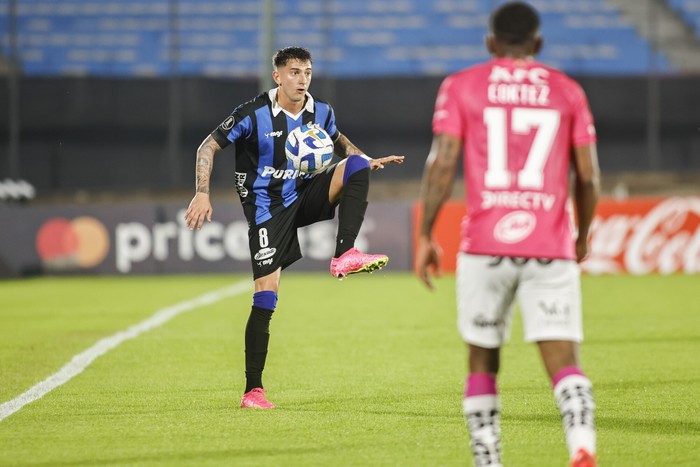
[0, 0, 675, 77]
[668, 0, 700, 36]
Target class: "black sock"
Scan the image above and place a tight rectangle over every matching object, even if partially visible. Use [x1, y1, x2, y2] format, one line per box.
[335, 168, 370, 258]
[244, 306, 274, 393]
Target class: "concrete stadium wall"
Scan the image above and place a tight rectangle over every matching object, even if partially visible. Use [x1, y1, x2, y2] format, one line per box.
[0, 76, 699, 196]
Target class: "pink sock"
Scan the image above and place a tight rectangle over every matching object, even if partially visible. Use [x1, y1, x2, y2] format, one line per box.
[552, 366, 585, 388]
[465, 373, 497, 398]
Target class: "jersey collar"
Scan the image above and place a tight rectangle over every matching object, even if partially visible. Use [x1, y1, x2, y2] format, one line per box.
[268, 87, 315, 119]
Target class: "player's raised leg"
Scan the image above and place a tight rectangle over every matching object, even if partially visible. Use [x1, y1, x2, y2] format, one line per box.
[329, 154, 388, 278]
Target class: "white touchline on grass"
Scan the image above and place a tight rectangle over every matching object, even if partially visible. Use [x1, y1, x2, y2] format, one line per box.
[0, 279, 252, 423]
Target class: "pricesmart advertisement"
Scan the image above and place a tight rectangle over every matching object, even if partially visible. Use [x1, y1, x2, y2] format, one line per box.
[0, 201, 412, 277]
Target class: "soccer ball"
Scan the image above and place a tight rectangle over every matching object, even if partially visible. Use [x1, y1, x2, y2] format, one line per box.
[285, 124, 334, 174]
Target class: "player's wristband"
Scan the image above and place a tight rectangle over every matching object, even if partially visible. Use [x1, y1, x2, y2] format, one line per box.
[359, 154, 372, 161]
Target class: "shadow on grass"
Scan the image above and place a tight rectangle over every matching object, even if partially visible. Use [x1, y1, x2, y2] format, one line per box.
[596, 415, 700, 435]
[502, 410, 700, 436]
[25, 444, 351, 466]
[586, 335, 700, 345]
[503, 413, 700, 436]
[282, 391, 460, 420]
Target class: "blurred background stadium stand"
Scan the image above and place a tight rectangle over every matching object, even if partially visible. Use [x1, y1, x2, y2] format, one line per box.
[1, 0, 699, 201]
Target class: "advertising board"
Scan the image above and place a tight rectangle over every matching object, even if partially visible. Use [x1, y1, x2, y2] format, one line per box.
[411, 197, 700, 275]
[0, 201, 411, 277]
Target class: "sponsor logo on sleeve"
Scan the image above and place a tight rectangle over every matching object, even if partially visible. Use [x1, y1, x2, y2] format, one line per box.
[220, 116, 235, 131]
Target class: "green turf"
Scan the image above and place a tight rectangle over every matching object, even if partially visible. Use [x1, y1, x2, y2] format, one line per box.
[0, 273, 698, 466]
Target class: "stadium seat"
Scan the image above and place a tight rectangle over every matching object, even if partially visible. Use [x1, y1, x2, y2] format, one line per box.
[667, 0, 700, 36]
[0, 0, 675, 77]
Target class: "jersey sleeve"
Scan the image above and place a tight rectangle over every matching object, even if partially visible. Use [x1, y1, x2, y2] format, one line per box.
[323, 103, 339, 140]
[211, 107, 253, 149]
[569, 81, 597, 148]
[432, 75, 464, 138]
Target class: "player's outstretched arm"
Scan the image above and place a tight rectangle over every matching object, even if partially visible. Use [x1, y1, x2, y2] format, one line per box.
[416, 133, 461, 290]
[185, 135, 221, 231]
[333, 132, 404, 170]
[571, 144, 600, 262]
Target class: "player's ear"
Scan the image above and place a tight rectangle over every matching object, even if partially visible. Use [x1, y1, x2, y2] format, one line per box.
[272, 70, 281, 86]
[485, 35, 496, 55]
[533, 36, 543, 56]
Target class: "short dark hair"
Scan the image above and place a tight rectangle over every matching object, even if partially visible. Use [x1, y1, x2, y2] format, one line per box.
[490, 2, 540, 45]
[272, 46, 313, 68]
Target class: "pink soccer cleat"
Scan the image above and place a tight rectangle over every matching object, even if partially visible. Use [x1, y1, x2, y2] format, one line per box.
[330, 248, 388, 279]
[240, 388, 276, 409]
[570, 449, 596, 467]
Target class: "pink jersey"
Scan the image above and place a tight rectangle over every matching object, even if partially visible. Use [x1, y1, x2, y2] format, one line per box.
[432, 57, 597, 260]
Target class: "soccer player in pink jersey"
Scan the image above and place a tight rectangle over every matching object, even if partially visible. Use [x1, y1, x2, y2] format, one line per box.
[415, 3, 600, 467]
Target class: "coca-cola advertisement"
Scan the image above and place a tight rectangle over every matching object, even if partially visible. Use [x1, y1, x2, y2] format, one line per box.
[412, 197, 700, 275]
[584, 197, 700, 275]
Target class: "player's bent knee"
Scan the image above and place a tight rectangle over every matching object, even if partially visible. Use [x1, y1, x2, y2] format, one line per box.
[252, 290, 278, 312]
[343, 154, 370, 184]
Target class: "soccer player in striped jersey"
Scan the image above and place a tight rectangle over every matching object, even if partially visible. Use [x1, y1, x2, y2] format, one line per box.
[184, 46, 403, 409]
[416, 3, 599, 467]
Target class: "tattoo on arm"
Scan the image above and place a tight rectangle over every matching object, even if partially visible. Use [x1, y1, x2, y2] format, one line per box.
[195, 135, 220, 194]
[333, 133, 364, 158]
[420, 135, 461, 236]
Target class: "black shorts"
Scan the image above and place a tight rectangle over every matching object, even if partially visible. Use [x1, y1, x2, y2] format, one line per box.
[247, 165, 338, 279]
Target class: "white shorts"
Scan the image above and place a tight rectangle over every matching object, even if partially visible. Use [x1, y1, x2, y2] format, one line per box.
[456, 253, 583, 348]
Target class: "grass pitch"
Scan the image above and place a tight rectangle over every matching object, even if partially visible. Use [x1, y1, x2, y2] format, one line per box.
[0, 273, 698, 466]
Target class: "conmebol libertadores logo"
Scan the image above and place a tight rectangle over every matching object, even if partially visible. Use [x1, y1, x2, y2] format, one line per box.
[35, 217, 110, 270]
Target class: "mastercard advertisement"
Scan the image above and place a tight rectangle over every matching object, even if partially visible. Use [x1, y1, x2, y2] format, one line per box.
[0, 203, 156, 275]
[36, 217, 110, 270]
